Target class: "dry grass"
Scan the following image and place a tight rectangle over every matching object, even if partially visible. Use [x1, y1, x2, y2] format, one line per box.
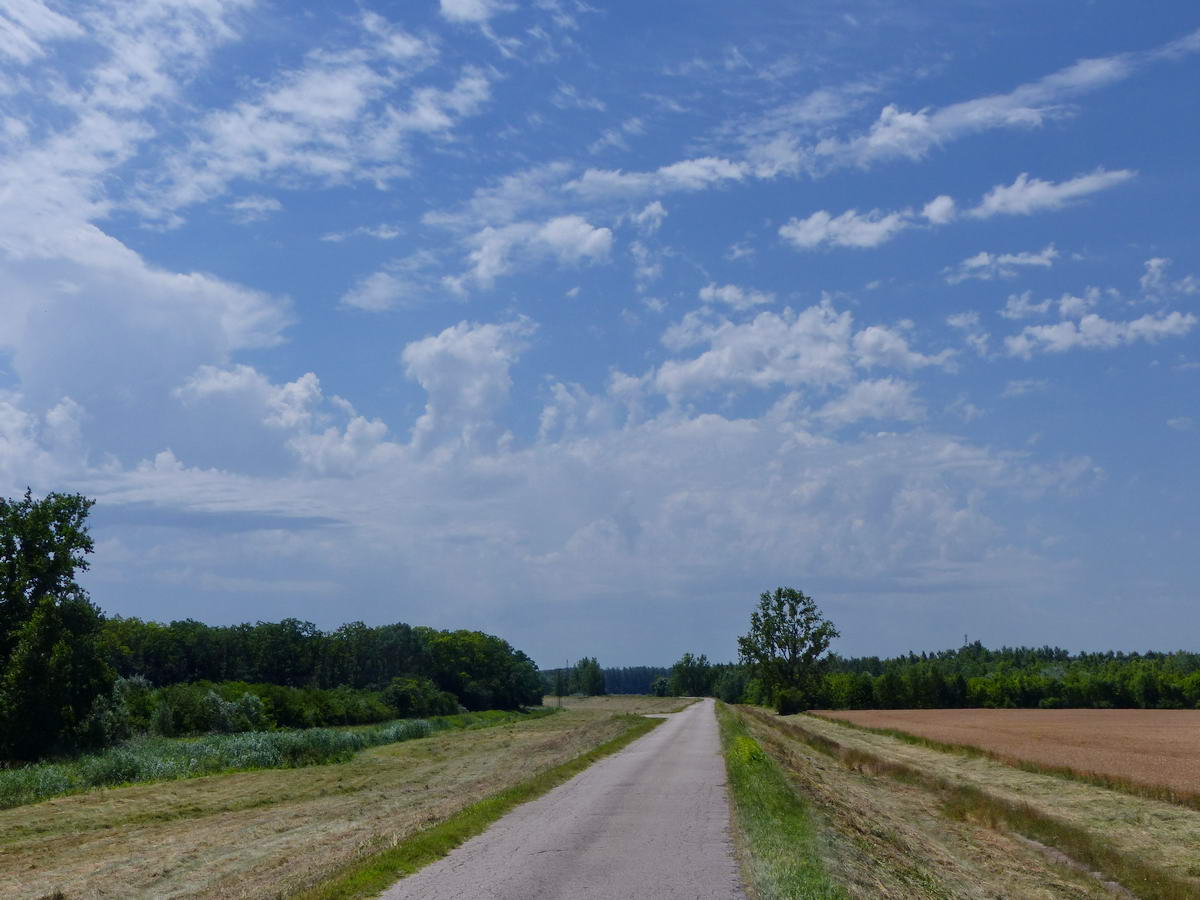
[541, 694, 697, 714]
[0, 708, 635, 900]
[734, 707, 1117, 899]
[814, 708, 1200, 802]
[789, 711, 1200, 893]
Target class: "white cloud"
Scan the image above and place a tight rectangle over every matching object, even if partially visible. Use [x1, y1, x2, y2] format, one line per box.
[457, 215, 612, 288]
[632, 200, 667, 234]
[819, 378, 924, 425]
[922, 194, 957, 225]
[999, 291, 1053, 320]
[228, 194, 282, 224]
[853, 325, 954, 371]
[1167, 416, 1196, 432]
[141, 47, 489, 219]
[0, 0, 85, 64]
[779, 208, 910, 250]
[402, 318, 536, 454]
[655, 302, 855, 398]
[945, 244, 1058, 284]
[321, 224, 402, 243]
[946, 312, 990, 357]
[340, 271, 415, 312]
[970, 169, 1135, 218]
[1002, 379, 1048, 398]
[566, 156, 747, 202]
[1006, 311, 1197, 358]
[438, 0, 514, 23]
[698, 282, 774, 311]
[1140, 257, 1199, 298]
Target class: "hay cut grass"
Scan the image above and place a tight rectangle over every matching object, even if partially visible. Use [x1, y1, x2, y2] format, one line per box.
[0, 707, 634, 900]
[813, 708, 1200, 808]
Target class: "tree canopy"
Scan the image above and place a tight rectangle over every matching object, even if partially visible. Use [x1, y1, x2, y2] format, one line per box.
[0, 490, 113, 760]
[737, 586, 839, 713]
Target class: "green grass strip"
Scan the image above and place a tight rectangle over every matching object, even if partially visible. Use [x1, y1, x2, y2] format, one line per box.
[292, 713, 663, 900]
[715, 702, 846, 900]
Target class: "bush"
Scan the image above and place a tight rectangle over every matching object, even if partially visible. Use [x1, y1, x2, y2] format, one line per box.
[382, 676, 458, 718]
[775, 689, 807, 716]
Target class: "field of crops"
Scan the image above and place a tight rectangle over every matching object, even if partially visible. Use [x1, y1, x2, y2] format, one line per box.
[812, 708, 1200, 796]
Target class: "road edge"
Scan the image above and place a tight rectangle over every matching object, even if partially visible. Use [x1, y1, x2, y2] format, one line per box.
[290, 713, 665, 900]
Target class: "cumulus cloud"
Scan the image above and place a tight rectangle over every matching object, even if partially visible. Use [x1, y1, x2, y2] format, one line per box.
[698, 282, 774, 311]
[340, 271, 415, 312]
[818, 378, 924, 425]
[455, 215, 612, 289]
[853, 325, 954, 370]
[402, 318, 536, 454]
[632, 200, 667, 234]
[1140, 257, 1199, 298]
[944, 244, 1059, 283]
[970, 169, 1135, 218]
[654, 300, 953, 404]
[1005, 311, 1197, 358]
[779, 208, 911, 250]
[922, 194, 957, 225]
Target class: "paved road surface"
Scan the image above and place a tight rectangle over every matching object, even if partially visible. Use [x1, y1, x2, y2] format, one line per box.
[380, 698, 745, 899]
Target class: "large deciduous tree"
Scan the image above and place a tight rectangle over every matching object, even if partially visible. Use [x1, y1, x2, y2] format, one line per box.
[737, 587, 839, 714]
[0, 490, 114, 760]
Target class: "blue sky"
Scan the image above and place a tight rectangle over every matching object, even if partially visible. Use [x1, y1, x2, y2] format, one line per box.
[2, 0, 1198, 666]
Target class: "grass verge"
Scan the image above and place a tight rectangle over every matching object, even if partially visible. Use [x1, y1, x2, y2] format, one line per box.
[744, 707, 1196, 900]
[809, 712, 1200, 812]
[716, 702, 845, 900]
[291, 712, 663, 900]
[0, 707, 556, 810]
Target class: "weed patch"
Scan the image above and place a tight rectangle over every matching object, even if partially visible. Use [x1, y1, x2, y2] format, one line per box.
[0, 708, 556, 810]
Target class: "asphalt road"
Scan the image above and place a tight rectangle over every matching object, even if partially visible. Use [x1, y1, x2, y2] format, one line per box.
[379, 697, 746, 900]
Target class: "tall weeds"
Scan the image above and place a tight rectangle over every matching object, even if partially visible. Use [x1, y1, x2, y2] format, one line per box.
[0, 708, 554, 810]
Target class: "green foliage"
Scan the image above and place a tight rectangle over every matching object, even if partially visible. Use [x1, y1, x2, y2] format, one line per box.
[816, 641, 1200, 710]
[0, 491, 113, 761]
[668, 652, 714, 696]
[737, 587, 840, 713]
[381, 676, 458, 718]
[568, 656, 605, 696]
[650, 676, 671, 697]
[98, 617, 542, 710]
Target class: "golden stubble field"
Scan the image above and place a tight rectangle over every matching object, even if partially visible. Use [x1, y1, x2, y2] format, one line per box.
[812, 708, 1200, 796]
[0, 707, 645, 900]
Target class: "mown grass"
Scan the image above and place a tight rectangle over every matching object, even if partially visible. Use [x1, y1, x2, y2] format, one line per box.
[716, 702, 845, 900]
[810, 711, 1200, 811]
[292, 712, 663, 900]
[0, 707, 556, 810]
[746, 707, 1197, 900]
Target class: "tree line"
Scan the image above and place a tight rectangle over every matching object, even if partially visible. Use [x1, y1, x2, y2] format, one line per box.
[0, 490, 543, 762]
[651, 587, 1200, 713]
